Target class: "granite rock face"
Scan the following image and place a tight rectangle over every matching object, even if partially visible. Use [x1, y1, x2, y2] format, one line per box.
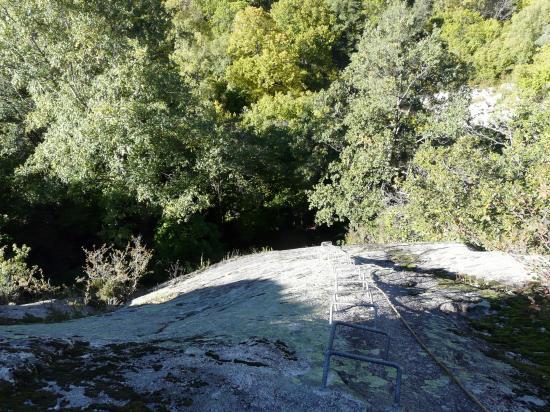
[0, 299, 96, 323]
[0, 244, 546, 411]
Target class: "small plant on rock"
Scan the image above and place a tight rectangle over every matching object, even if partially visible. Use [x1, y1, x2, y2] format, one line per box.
[167, 260, 188, 280]
[78, 236, 152, 306]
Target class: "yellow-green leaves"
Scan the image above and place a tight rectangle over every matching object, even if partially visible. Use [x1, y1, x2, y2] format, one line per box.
[438, 0, 550, 82]
[226, 8, 304, 98]
[437, 7, 501, 72]
[514, 44, 550, 97]
[226, 0, 339, 101]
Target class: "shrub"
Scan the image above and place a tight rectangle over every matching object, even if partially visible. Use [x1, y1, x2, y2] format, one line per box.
[0, 244, 55, 305]
[154, 215, 224, 275]
[437, 7, 501, 71]
[513, 44, 550, 98]
[372, 99, 549, 254]
[78, 236, 152, 306]
[473, 0, 549, 80]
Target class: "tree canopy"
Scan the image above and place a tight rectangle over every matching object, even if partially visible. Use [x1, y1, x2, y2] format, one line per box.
[0, 0, 547, 288]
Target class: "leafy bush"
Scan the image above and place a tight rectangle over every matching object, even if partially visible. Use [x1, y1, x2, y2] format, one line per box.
[371, 98, 549, 254]
[154, 215, 224, 276]
[436, 7, 501, 74]
[309, 0, 464, 233]
[473, 0, 549, 80]
[513, 44, 550, 98]
[78, 236, 152, 306]
[0, 244, 54, 305]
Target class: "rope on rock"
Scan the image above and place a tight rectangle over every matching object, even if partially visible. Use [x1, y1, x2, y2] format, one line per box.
[369, 279, 490, 412]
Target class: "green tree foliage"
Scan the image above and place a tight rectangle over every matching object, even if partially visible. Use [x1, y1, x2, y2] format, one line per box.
[513, 44, 550, 97]
[436, 7, 501, 76]
[166, 0, 250, 108]
[327, 0, 371, 67]
[435, 0, 549, 82]
[309, 0, 548, 253]
[226, 0, 339, 102]
[309, 0, 463, 235]
[0, 244, 54, 304]
[239, 92, 329, 215]
[369, 24, 549, 253]
[166, 0, 341, 248]
[0, 56, 35, 239]
[154, 215, 224, 270]
[226, 6, 304, 99]
[473, 0, 550, 80]
[167, 0, 373, 110]
[0, 0, 245, 276]
[0, 0, 215, 221]
[433, 0, 519, 20]
[397, 99, 549, 253]
[0, 0, 547, 292]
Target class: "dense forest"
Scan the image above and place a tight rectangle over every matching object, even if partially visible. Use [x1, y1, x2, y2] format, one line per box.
[0, 0, 548, 303]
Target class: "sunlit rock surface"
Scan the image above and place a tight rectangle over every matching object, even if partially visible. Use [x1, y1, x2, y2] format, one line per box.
[359, 242, 539, 287]
[0, 244, 546, 411]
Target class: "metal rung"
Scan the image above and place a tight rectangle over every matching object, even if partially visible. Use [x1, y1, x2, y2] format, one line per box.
[332, 290, 374, 303]
[336, 279, 367, 284]
[332, 289, 373, 301]
[329, 301, 378, 324]
[322, 321, 402, 406]
[331, 293, 375, 303]
[332, 268, 358, 275]
[334, 278, 372, 298]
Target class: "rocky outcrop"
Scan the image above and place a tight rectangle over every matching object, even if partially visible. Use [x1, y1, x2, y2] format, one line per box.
[0, 299, 95, 324]
[0, 244, 546, 411]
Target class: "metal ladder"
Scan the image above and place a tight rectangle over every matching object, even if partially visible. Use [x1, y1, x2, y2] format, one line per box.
[322, 321, 402, 407]
[320, 243, 403, 407]
[323, 243, 377, 324]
